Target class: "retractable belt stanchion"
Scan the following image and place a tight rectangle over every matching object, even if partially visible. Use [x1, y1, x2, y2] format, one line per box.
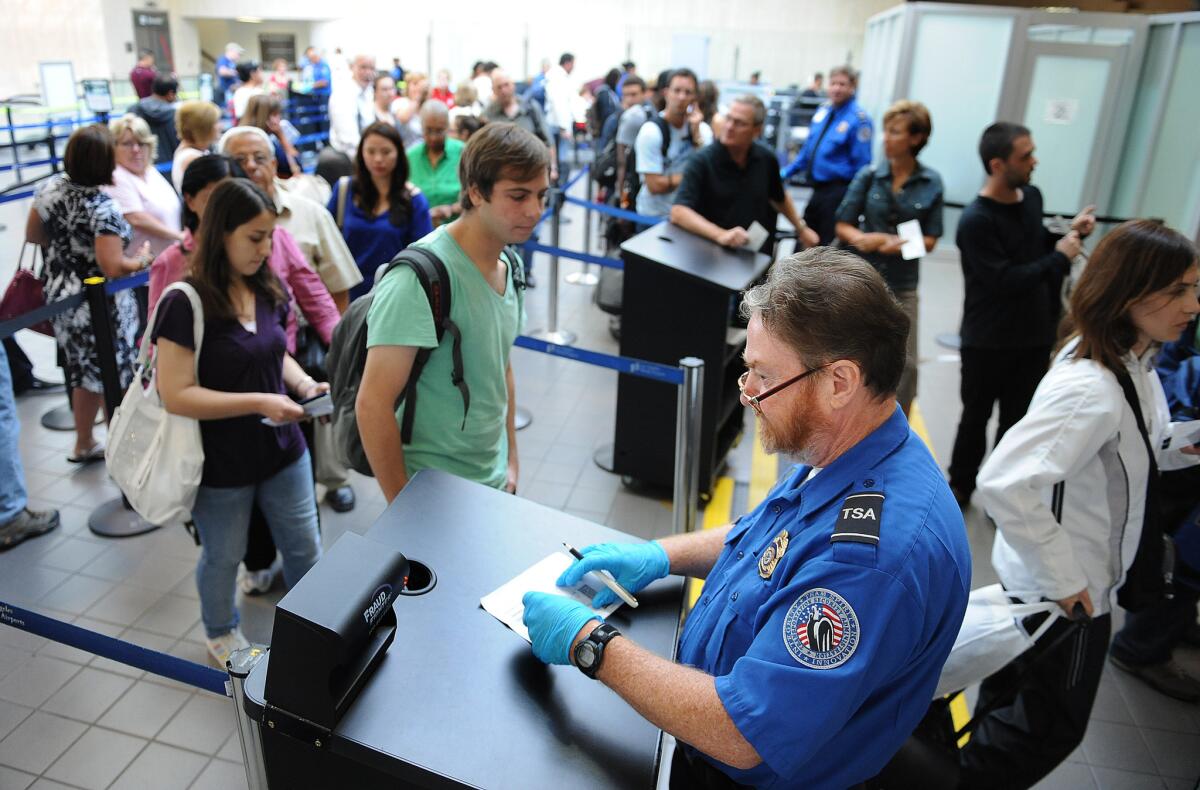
[565, 174, 599, 287]
[83, 275, 159, 538]
[228, 647, 270, 790]
[672, 358, 704, 534]
[527, 187, 577, 346]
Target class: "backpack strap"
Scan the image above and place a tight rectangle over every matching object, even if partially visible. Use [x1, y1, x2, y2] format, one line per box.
[654, 115, 673, 162]
[335, 176, 350, 231]
[390, 245, 469, 444]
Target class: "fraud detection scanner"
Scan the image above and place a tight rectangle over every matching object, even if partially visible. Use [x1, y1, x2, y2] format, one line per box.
[240, 469, 685, 789]
[259, 531, 416, 741]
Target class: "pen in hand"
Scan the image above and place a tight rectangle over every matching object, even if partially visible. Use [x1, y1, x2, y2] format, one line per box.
[562, 542, 639, 608]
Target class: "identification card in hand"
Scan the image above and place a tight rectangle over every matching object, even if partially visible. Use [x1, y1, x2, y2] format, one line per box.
[480, 552, 622, 643]
[896, 219, 925, 261]
[742, 221, 770, 252]
[261, 392, 332, 427]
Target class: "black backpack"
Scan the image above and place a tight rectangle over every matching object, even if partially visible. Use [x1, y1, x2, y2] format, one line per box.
[327, 245, 522, 477]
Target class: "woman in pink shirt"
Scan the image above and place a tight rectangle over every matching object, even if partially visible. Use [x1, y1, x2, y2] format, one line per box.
[149, 154, 339, 352]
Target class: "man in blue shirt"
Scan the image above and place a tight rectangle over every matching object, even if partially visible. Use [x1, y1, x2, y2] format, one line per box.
[214, 42, 243, 109]
[781, 65, 873, 245]
[302, 47, 332, 97]
[523, 249, 972, 789]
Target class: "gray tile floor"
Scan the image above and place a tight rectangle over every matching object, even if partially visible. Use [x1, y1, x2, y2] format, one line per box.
[2, 177, 1198, 789]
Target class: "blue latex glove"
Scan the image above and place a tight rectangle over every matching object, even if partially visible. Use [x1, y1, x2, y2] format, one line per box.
[557, 541, 670, 608]
[522, 592, 600, 665]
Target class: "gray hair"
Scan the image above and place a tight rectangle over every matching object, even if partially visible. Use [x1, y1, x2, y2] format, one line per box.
[732, 94, 766, 126]
[217, 125, 274, 157]
[109, 114, 157, 163]
[420, 99, 450, 123]
[741, 248, 908, 398]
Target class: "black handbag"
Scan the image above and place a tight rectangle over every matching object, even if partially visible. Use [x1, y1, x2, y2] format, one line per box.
[294, 324, 327, 382]
[1114, 368, 1175, 612]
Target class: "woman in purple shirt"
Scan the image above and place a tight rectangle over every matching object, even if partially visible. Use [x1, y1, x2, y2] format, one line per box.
[152, 179, 323, 665]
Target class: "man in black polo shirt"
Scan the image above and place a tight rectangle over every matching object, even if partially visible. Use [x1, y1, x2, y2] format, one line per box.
[947, 122, 1094, 506]
[671, 95, 819, 254]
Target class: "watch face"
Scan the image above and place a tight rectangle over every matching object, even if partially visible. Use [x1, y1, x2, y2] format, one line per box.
[577, 642, 597, 669]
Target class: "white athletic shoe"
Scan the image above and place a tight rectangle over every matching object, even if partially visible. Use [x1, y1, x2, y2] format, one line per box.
[206, 627, 250, 667]
[238, 556, 281, 596]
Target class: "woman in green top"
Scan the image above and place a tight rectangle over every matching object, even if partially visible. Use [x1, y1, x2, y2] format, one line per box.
[406, 100, 465, 225]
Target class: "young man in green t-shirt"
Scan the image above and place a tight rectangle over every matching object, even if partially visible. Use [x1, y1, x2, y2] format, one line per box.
[358, 123, 549, 502]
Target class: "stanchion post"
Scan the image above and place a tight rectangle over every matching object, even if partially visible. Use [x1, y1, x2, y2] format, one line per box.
[528, 187, 577, 346]
[566, 174, 600, 286]
[83, 278, 123, 422]
[83, 276, 159, 538]
[672, 357, 704, 534]
[228, 646, 270, 790]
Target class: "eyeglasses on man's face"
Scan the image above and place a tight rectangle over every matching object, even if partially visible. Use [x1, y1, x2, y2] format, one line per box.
[737, 365, 826, 412]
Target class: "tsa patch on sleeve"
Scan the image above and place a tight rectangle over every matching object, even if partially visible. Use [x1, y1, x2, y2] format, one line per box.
[857, 124, 872, 142]
[782, 588, 860, 669]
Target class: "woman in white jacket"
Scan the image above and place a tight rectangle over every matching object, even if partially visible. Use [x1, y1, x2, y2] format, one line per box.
[957, 220, 1200, 789]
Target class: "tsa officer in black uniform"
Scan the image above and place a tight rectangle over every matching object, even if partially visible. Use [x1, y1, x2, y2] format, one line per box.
[781, 65, 874, 245]
[521, 249, 972, 789]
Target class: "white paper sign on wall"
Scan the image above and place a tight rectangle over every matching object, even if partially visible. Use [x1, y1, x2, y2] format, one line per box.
[1044, 98, 1079, 125]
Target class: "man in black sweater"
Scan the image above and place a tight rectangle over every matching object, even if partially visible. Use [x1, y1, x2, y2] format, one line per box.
[947, 122, 1094, 505]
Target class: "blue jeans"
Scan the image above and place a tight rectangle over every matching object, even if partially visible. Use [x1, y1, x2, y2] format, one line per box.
[0, 341, 28, 524]
[190, 450, 321, 638]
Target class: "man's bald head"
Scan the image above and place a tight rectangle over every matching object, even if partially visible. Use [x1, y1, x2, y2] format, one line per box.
[352, 54, 376, 86]
[491, 69, 516, 105]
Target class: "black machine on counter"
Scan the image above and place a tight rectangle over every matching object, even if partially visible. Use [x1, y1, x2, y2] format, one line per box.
[260, 531, 413, 739]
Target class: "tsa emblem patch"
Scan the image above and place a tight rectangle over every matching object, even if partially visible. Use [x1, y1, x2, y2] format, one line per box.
[782, 588, 860, 669]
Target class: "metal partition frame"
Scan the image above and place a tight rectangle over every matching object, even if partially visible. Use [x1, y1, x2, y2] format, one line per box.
[863, 2, 1149, 218]
[1126, 12, 1200, 241]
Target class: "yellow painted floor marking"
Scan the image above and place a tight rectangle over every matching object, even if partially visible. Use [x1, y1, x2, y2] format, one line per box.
[688, 476, 734, 608]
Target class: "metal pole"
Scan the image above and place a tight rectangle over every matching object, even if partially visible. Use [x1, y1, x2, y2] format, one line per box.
[228, 646, 270, 790]
[83, 276, 159, 538]
[671, 358, 704, 534]
[566, 172, 599, 286]
[528, 187, 576, 346]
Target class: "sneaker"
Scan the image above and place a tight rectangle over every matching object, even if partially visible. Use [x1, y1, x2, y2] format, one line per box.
[1109, 654, 1200, 703]
[238, 556, 281, 596]
[0, 508, 60, 551]
[206, 627, 250, 667]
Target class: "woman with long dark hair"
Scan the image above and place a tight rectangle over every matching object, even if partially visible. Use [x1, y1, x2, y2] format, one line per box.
[151, 178, 323, 665]
[958, 220, 1200, 788]
[328, 121, 433, 299]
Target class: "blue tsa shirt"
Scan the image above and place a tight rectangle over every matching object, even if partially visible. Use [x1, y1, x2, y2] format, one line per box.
[782, 98, 873, 184]
[677, 407, 971, 789]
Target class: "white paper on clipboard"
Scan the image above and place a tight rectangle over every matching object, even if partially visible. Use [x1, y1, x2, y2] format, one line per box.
[896, 219, 925, 261]
[1166, 420, 1200, 450]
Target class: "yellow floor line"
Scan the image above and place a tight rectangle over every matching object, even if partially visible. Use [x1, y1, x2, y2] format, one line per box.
[688, 476, 734, 608]
[908, 400, 936, 459]
[748, 414, 778, 513]
[950, 693, 971, 746]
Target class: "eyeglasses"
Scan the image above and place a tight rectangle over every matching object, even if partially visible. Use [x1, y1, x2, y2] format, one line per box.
[738, 365, 826, 412]
[231, 153, 271, 167]
[117, 140, 146, 150]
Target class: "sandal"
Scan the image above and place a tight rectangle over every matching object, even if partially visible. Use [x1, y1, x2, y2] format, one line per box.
[67, 443, 105, 464]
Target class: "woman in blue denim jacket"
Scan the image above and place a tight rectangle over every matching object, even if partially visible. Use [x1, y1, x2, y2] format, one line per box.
[835, 100, 944, 414]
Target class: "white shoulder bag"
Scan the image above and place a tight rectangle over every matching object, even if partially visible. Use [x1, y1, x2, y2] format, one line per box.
[105, 282, 206, 525]
[934, 583, 1061, 698]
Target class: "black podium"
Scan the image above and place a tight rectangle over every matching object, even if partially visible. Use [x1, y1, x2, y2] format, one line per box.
[613, 223, 772, 494]
[243, 470, 686, 789]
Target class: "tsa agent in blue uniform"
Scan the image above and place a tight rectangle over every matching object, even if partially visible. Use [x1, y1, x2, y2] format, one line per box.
[781, 66, 873, 245]
[522, 250, 971, 789]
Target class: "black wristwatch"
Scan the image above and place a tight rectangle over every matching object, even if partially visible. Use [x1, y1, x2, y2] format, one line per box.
[572, 622, 621, 679]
